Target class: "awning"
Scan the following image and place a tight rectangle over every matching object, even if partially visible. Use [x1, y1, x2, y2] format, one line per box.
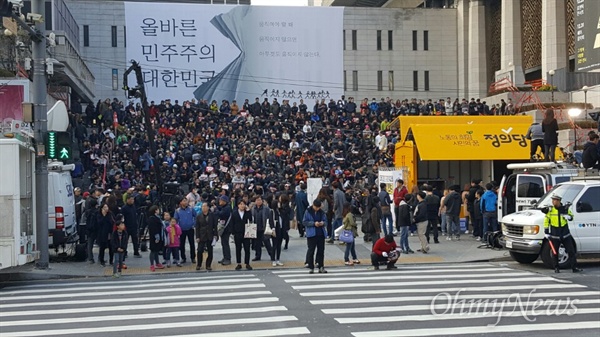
[409, 122, 532, 160]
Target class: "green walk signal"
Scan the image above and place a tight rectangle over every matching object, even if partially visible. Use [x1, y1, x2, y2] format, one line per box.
[46, 131, 71, 160]
[59, 147, 71, 159]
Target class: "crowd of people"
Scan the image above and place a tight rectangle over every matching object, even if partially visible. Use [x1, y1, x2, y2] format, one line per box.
[67, 94, 510, 276]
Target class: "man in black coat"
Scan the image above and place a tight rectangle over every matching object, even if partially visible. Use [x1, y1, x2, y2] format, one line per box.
[121, 194, 141, 258]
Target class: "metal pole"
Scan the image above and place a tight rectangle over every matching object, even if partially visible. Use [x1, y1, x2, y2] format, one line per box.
[32, 0, 48, 269]
[550, 75, 554, 105]
[584, 90, 588, 121]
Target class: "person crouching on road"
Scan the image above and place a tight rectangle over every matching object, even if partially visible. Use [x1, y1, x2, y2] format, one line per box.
[111, 221, 128, 278]
[371, 234, 400, 270]
[165, 218, 182, 267]
[543, 194, 582, 274]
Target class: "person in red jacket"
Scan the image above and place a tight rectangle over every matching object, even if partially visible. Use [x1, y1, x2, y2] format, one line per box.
[393, 179, 408, 229]
[371, 234, 400, 270]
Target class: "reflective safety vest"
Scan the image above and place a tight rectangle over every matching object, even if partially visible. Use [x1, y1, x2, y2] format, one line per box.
[544, 206, 573, 229]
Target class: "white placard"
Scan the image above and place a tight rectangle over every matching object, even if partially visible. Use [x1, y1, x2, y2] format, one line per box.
[307, 178, 322, 207]
[125, 3, 344, 102]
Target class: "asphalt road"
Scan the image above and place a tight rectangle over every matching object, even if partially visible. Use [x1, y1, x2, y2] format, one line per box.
[1, 262, 599, 337]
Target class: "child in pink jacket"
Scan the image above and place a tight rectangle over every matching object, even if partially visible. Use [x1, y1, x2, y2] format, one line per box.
[165, 218, 182, 267]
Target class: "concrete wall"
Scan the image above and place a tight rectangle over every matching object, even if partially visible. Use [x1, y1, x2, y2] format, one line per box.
[343, 7, 458, 101]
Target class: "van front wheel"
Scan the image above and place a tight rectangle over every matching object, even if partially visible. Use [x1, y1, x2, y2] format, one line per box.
[540, 239, 576, 269]
[509, 251, 538, 264]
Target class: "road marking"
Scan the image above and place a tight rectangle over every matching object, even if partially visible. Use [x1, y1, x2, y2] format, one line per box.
[300, 283, 586, 297]
[0, 290, 272, 309]
[1, 277, 261, 295]
[0, 273, 257, 290]
[0, 283, 265, 301]
[326, 299, 600, 316]
[338, 307, 600, 324]
[1, 297, 279, 317]
[156, 327, 311, 337]
[1, 306, 288, 327]
[272, 263, 495, 274]
[283, 271, 531, 283]
[0, 315, 300, 337]
[351, 320, 600, 337]
[310, 290, 600, 305]
[292, 277, 555, 290]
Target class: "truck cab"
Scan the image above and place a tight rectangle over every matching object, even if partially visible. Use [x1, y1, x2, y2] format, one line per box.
[500, 176, 600, 268]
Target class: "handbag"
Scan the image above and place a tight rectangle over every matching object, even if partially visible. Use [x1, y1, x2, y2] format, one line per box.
[244, 221, 257, 239]
[264, 218, 274, 237]
[339, 229, 354, 244]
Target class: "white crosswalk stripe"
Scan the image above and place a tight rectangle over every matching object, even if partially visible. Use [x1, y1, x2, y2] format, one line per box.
[276, 263, 600, 336]
[0, 274, 311, 337]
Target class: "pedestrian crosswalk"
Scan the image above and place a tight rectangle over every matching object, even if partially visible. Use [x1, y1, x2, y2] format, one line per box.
[274, 263, 600, 337]
[0, 273, 310, 337]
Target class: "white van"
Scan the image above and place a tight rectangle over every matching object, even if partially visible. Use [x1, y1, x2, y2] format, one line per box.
[48, 162, 78, 250]
[498, 162, 580, 220]
[500, 177, 600, 268]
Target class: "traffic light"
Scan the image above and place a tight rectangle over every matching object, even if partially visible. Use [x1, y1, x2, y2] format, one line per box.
[46, 131, 71, 160]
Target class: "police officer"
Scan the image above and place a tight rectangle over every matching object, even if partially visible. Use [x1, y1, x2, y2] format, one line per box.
[543, 194, 582, 273]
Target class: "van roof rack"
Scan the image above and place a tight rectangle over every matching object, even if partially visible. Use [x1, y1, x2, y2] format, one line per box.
[571, 169, 600, 181]
[506, 162, 578, 170]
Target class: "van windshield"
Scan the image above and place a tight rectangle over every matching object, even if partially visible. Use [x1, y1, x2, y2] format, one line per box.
[536, 184, 584, 208]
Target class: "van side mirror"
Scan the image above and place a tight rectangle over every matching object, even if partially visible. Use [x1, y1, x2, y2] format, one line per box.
[530, 199, 537, 205]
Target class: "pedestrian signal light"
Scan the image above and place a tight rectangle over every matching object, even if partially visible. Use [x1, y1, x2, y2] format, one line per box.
[46, 131, 71, 160]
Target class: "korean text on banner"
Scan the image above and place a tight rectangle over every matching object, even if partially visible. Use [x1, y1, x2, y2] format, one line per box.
[410, 123, 531, 160]
[124, 3, 344, 102]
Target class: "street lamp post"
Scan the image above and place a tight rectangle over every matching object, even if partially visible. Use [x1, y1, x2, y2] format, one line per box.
[582, 86, 589, 120]
[568, 108, 582, 152]
[549, 70, 555, 105]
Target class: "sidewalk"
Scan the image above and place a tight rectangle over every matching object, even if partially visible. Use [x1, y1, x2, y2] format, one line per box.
[0, 229, 508, 282]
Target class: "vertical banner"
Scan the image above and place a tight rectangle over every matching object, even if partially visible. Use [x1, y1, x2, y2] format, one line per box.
[378, 168, 404, 227]
[307, 178, 322, 207]
[575, 0, 600, 71]
[125, 3, 344, 102]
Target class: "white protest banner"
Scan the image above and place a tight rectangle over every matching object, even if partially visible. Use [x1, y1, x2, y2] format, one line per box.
[125, 3, 343, 103]
[378, 168, 404, 226]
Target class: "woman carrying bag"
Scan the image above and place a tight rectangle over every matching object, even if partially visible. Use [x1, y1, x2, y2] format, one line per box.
[341, 203, 360, 266]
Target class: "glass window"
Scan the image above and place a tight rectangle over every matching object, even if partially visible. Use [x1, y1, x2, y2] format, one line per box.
[517, 175, 545, 198]
[111, 26, 117, 47]
[352, 71, 358, 91]
[576, 187, 600, 213]
[376, 30, 382, 50]
[352, 30, 357, 50]
[343, 30, 346, 50]
[388, 30, 393, 50]
[377, 71, 383, 91]
[536, 184, 585, 208]
[412, 30, 417, 51]
[424, 71, 430, 91]
[388, 71, 394, 91]
[344, 70, 347, 91]
[413, 71, 418, 91]
[424, 30, 429, 51]
[124, 26, 127, 48]
[83, 25, 89, 47]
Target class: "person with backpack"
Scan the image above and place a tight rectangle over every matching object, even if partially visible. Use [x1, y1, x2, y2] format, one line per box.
[165, 218, 182, 267]
[174, 198, 197, 264]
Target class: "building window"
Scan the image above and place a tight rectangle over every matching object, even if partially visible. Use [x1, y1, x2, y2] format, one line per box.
[351, 30, 357, 50]
[412, 30, 417, 51]
[424, 30, 429, 51]
[388, 30, 393, 50]
[388, 71, 394, 91]
[376, 30, 382, 51]
[352, 70, 358, 91]
[343, 30, 346, 50]
[112, 69, 118, 90]
[424, 70, 430, 91]
[377, 71, 383, 91]
[124, 26, 127, 48]
[413, 71, 418, 91]
[83, 25, 89, 47]
[344, 70, 347, 91]
[111, 26, 117, 47]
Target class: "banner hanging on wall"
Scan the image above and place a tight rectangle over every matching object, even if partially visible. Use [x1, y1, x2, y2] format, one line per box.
[124, 3, 344, 102]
